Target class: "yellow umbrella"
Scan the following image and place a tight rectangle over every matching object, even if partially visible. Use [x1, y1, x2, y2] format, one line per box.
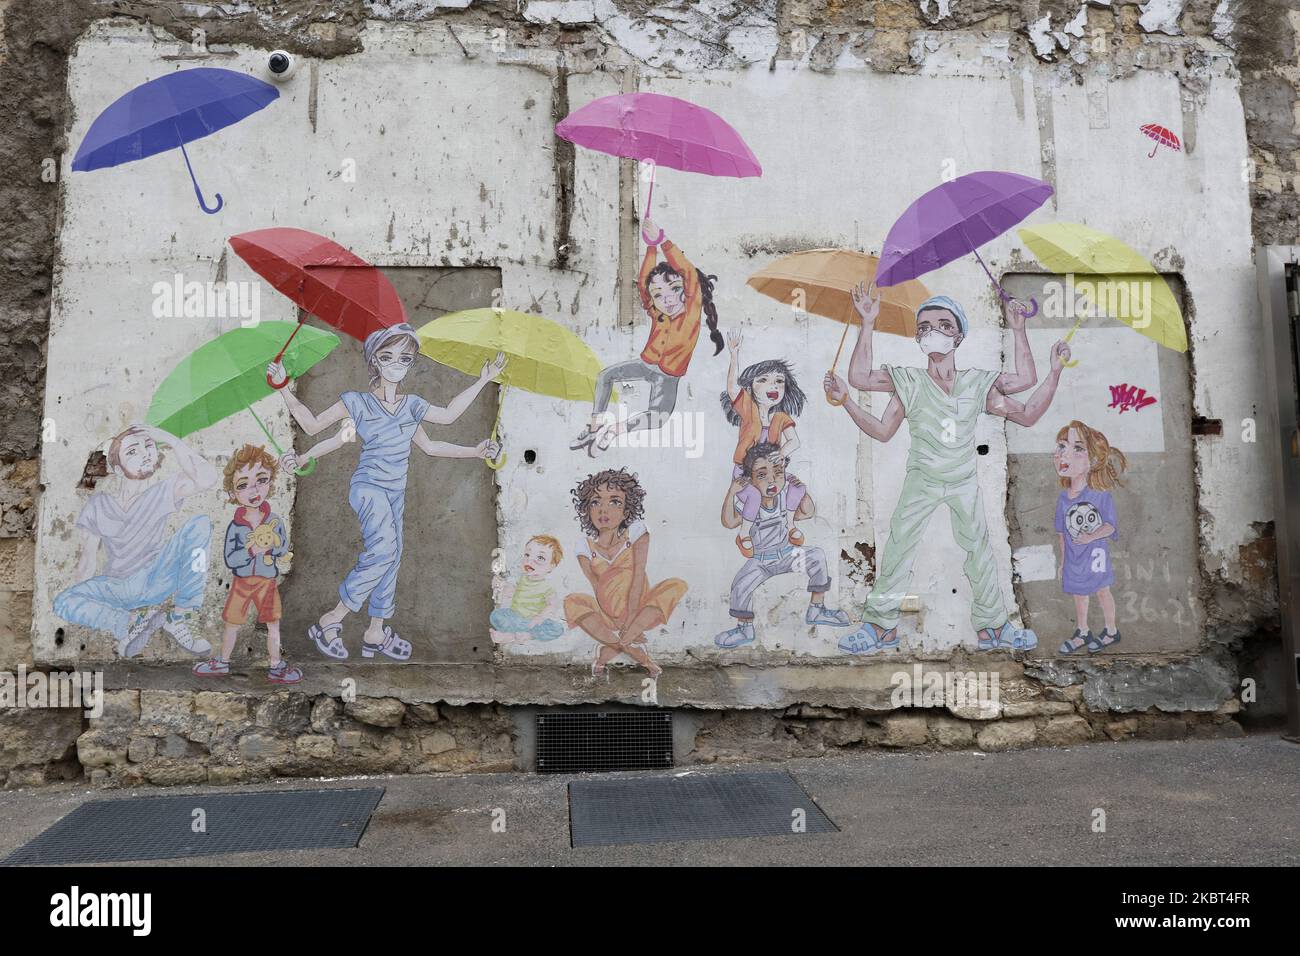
[416, 308, 606, 469]
[747, 249, 930, 405]
[1017, 223, 1187, 356]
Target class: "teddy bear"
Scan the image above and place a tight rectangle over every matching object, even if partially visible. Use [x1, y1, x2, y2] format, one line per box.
[248, 522, 282, 568]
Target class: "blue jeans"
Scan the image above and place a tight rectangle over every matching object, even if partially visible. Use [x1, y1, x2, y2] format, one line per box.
[340, 482, 406, 619]
[490, 607, 564, 641]
[53, 515, 211, 640]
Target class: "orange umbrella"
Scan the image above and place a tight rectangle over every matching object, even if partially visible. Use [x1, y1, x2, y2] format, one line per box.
[746, 249, 930, 404]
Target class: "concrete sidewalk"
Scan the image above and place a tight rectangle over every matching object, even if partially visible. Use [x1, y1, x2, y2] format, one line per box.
[1, 734, 1296, 866]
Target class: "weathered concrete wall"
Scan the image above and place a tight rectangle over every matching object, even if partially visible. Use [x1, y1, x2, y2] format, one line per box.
[0, 0, 1295, 787]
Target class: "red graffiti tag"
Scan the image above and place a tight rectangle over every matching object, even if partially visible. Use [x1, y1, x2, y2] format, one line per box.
[1108, 383, 1158, 414]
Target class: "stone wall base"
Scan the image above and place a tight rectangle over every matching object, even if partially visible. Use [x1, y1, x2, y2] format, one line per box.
[0, 688, 1248, 789]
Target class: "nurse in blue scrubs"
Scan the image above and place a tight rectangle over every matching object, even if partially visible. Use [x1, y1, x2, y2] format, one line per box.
[269, 324, 505, 662]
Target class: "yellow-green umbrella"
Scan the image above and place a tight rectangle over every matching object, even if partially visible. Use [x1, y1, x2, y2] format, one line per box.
[416, 308, 606, 469]
[1018, 222, 1187, 358]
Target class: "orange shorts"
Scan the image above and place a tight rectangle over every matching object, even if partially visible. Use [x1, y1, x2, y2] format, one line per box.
[222, 575, 282, 625]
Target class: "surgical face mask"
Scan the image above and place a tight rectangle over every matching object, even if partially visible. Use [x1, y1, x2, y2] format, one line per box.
[918, 329, 957, 356]
[375, 351, 415, 383]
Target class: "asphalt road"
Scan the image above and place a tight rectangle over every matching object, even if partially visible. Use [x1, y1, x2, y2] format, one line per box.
[1, 734, 1296, 866]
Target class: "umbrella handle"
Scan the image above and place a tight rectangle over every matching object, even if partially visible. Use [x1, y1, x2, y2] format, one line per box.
[178, 139, 224, 215]
[483, 382, 507, 469]
[825, 322, 852, 406]
[1008, 296, 1039, 320]
[1148, 144, 1158, 159]
[293, 457, 317, 476]
[266, 328, 303, 390]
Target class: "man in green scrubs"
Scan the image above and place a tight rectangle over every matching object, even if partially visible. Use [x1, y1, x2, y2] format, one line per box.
[827, 287, 1072, 654]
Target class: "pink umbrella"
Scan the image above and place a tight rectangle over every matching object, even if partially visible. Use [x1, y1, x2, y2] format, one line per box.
[555, 92, 761, 215]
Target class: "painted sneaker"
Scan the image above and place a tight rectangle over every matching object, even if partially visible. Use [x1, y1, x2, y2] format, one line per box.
[805, 605, 853, 627]
[569, 425, 599, 451]
[192, 657, 231, 677]
[268, 660, 303, 684]
[714, 622, 756, 648]
[119, 607, 167, 658]
[162, 612, 211, 655]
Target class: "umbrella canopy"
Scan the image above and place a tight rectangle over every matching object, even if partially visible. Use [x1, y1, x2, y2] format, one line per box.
[556, 92, 762, 179]
[146, 322, 339, 439]
[229, 228, 407, 340]
[417, 308, 606, 470]
[1018, 222, 1187, 353]
[876, 170, 1053, 315]
[556, 91, 761, 216]
[230, 227, 406, 387]
[747, 249, 930, 339]
[1139, 123, 1181, 158]
[72, 68, 279, 214]
[416, 308, 603, 402]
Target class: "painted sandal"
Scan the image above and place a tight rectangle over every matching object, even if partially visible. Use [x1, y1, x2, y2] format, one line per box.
[361, 626, 412, 662]
[1059, 630, 1091, 654]
[309, 622, 348, 660]
[1087, 629, 1121, 653]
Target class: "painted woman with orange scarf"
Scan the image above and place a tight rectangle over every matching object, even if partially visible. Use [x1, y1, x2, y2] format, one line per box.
[571, 215, 723, 456]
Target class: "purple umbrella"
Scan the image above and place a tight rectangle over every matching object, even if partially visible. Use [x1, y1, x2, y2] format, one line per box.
[73, 67, 279, 215]
[875, 170, 1053, 317]
[555, 92, 761, 217]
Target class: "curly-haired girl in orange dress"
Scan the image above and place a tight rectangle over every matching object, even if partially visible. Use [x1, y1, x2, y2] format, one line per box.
[563, 468, 687, 677]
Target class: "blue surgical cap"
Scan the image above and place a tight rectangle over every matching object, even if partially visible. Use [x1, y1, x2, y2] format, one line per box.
[916, 295, 968, 335]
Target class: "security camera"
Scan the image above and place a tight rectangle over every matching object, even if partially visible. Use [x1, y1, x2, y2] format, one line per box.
[266, 51, 296, 82]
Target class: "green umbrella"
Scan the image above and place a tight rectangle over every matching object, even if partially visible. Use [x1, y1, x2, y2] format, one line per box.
[146, 321, 339, 475]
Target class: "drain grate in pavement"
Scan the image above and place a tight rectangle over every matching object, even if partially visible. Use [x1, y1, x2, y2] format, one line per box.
[568, 771, 837, 847]
[3, 787, 384, 865]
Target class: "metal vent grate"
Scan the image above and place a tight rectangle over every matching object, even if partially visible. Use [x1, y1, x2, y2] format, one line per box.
[568, 771, 839, 847]
[2, 788, 384, 865]
[536, 710, 673, 773]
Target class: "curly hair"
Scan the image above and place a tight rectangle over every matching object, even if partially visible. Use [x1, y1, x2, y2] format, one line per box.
[223, 443, 279, 503]
[740, 441, 785, 478]
[571, 468, 647, 538]
[720, 359, 807, 426]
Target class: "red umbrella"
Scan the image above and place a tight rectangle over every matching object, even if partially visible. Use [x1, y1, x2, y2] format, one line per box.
[1139, 123, 1181, 158]
[228, 227, 407, 388]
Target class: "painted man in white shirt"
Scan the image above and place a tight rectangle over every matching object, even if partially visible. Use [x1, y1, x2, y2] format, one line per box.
[53, 425, 219, 657]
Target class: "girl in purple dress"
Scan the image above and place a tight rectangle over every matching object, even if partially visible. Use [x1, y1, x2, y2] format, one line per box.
[1053, 420, 1127, 654]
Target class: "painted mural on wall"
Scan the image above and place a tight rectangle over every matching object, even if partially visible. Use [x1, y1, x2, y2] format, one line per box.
[571, 215, 722, 457]
[1052, 420, 1127, 655]
[832, 286, 1071, 655]
[490, 535, 566, 645]
[52, 426, 217, 658]
[563, 469, 687, 677]
[192, 444, 298, 682]
[41, 61, 1199, 679]
[270, 325, 504, 663]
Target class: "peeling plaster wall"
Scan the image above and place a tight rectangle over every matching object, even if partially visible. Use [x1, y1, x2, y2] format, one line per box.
[0, 0, 1296, 785]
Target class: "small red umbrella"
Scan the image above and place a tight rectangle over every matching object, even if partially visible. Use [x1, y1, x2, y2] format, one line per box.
[1139, 123, 1181, 158]
[228, 227, 407, 388]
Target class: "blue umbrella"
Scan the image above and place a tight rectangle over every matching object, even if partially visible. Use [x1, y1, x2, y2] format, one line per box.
[72, 67, 279, 215]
